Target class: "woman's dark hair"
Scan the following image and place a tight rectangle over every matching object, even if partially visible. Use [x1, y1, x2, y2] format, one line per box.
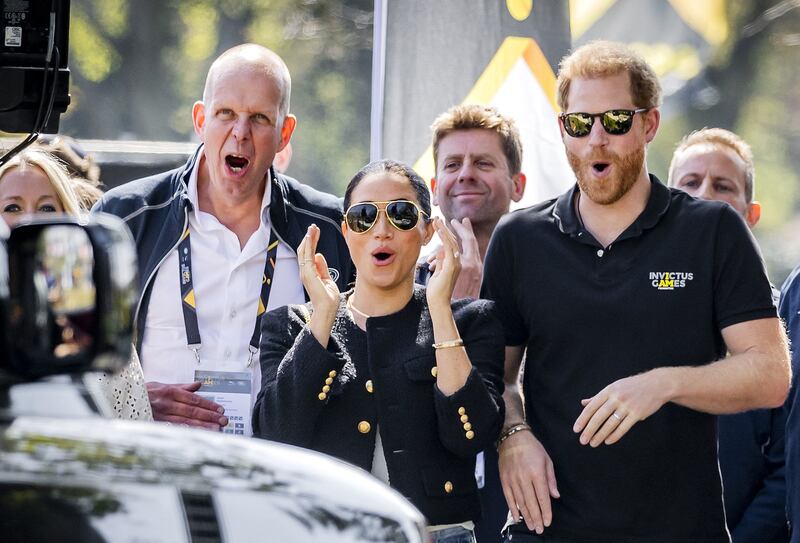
[343, 159, 432, 218]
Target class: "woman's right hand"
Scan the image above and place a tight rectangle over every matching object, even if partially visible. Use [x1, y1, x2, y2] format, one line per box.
[297, 224, 340, 345]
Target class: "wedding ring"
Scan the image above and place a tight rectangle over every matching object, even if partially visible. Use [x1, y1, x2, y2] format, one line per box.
[453, 251, 460, 259]
[612, 411, 622, 421]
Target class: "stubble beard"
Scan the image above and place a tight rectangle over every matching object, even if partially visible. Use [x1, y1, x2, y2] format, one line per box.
[567, 146, 645, 205]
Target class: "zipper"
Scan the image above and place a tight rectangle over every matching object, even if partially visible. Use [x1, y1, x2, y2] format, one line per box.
[269, 224, 295, 257]
[285, 200, 343, 231]
[132, 207, 189, 346]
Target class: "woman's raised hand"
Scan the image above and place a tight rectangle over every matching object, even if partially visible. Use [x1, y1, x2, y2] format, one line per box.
[297, 225, 340, 342]
[426, 217, 462, 310]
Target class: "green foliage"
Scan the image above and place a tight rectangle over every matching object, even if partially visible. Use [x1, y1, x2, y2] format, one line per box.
[69, 4, 121, 83]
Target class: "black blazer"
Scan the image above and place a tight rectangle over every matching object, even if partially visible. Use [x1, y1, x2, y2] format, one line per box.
[253, 287, 505, 525]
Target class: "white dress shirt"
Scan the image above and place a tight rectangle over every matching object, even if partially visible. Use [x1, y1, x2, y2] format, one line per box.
[140, 156, 305, 408]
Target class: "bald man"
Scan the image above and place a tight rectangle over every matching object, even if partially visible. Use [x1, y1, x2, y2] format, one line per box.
[95, 44, 354, 433]
[669, 127, 788, 543]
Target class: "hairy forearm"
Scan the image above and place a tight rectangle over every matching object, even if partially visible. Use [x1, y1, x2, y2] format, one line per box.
[660, 349, 790, 414]
[503, 381, 526, 426]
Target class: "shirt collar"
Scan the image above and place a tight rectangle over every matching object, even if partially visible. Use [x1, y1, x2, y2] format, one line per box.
[553, 174, 671, 240]
[187, 150, 273, 230]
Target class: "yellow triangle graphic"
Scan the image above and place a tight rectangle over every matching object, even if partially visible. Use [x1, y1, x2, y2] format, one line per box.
[413, 37, 559, 181]
[258, 298, 266, 315]
[668, 0, 728, 46]
[183, 289, 196, 308]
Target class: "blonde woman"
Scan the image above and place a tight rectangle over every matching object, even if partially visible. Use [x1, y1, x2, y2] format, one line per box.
[0, 148, 81, 225]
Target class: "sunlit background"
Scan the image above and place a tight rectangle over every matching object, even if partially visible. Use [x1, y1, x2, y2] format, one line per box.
[7, 0, 799, 284]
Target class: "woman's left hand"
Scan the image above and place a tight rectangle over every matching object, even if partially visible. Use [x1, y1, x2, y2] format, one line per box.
[426, 217, 461, 310]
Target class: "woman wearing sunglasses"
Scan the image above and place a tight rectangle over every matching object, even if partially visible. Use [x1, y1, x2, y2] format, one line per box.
[254, 159, 504, 542]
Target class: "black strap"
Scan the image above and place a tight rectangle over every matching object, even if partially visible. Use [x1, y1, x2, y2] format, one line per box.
[179, 227, 280, 357]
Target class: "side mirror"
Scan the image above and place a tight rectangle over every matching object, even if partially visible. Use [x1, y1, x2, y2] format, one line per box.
[2, 214, 138, 380]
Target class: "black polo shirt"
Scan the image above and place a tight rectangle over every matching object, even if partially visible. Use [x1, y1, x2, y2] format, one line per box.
[482, 175, 776, 543]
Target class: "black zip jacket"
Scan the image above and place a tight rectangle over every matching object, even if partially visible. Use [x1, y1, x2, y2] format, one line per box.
[93, 146, 355, 348]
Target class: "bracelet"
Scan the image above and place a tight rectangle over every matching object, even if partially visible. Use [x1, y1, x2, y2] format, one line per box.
[495, 423, 532, 449]
[432, 338, 464, 350]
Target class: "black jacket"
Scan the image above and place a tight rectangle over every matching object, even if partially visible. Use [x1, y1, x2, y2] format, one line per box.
[781, 265, 800, 543]
[253, 288, 505, 525]
[718, 410, 788, 543]
[93, 146, 355, 348]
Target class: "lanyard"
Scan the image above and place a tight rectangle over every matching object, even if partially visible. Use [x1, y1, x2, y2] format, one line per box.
[178, 226, 280, 366]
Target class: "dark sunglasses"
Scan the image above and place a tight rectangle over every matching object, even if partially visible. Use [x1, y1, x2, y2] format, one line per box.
[345, 200, 429, 234]
[560, 108, 649, 138]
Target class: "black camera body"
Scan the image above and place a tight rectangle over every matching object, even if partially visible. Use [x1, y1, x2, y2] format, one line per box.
[0, 0, 70, 133]
[0, 215, 135, 390]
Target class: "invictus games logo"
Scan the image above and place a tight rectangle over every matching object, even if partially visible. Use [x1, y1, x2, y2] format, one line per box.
[650, 271, 693, 290]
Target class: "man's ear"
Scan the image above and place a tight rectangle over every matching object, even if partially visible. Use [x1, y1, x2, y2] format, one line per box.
[278, 114, 297, 152]
[746, 201, 761, 228]
[643, 108, 660, 144]
[192, 101, 206, 141]
[511, 173, 526, 203]
[558, 113, 566, 140]
[431, 177, 439, 206]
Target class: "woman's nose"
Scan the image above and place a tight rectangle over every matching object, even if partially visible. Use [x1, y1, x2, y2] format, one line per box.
[371, 210, 394, 237]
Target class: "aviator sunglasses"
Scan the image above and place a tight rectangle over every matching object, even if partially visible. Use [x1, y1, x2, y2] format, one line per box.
[560, 108, 649, 138]
[345, 200, 429, 233]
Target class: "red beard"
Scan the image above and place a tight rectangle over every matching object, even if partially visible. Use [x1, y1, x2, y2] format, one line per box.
[567, 146, 645, 205]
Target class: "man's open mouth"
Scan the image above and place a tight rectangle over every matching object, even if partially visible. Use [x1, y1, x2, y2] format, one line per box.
[592, 162, 610, 174]
[225, 154, 250, 173]
[373, 251, 392, 262]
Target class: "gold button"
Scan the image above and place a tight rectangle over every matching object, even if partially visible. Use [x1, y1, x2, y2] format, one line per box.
[329, 370, 337, 378]
[358, 421, 372, 434]
[444, 481, 453, 493]
[460, 414, 469, 423]
[365, 380, 374, 393]
[325, 377, 334, 385]
[463, 422, 472, 431]
[431, 366, 438, 378]
[322, 385, 331, 393]
[466, 430, 475, 440]
[318, 392, 327, 401]
[458, 407, 466, 415]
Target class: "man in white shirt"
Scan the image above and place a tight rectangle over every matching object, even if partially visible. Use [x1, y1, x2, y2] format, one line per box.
[95, 44, 354, 434]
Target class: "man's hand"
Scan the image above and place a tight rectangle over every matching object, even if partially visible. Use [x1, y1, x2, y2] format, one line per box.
[498, 429, 560, 534]
[448, 218, 482, 300]
[574, 369, 669, 446]
[147, 381, 228, 430]
[426, 218, 482, 300]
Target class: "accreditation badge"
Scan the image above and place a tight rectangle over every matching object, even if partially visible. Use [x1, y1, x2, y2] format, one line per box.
[194, 370, 252, 437]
